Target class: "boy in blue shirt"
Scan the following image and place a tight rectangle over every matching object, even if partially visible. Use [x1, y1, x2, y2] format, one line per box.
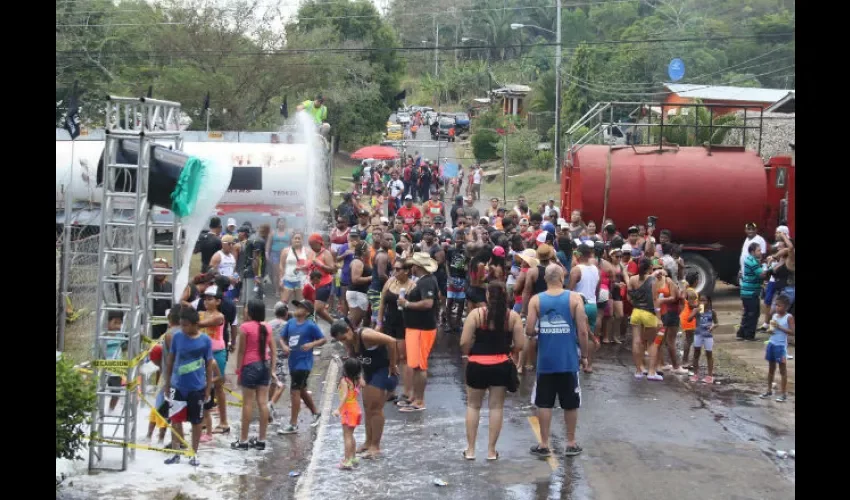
[278, 300, 327, 435]
[163, 307, 213, 466]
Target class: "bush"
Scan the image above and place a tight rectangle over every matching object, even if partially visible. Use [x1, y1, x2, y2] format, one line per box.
[505, 127, 540, 171]
[533, 150, 554, 171]
[471, 128, 501, 161]
[56, 356, 96, 460]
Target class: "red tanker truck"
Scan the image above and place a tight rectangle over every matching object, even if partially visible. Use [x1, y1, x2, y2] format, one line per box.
[561, 102, 795, 295]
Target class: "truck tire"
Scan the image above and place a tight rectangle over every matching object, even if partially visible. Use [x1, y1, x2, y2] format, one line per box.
[682, 253, 716, 297]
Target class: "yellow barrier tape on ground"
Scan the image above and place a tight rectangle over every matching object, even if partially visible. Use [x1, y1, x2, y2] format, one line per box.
[223, 385, 243, 401]
[138, 392, 195, 457]
[89, 436, 195, 458]
[227, 401, 243, 407]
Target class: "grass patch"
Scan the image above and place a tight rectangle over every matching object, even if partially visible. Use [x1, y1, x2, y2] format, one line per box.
[481, 169, 559, 206]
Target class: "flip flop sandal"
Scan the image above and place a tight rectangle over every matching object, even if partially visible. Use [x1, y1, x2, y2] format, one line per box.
[386, 394, 399, 403]
[564, 445, 583, 457]
[212, 426, 230, 434]
[462, 450, 475, 460]
[487, 452, 500, 461]
[399, 405, 426, 413]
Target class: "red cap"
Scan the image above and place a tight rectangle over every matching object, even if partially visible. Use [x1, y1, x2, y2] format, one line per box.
[149, 344, 163, 364]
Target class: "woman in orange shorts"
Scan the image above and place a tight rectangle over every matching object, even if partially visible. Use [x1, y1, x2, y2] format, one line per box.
[334, 358, 363, 470]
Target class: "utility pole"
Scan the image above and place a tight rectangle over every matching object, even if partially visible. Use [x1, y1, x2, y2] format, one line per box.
[554, 0, 562, 184]
[435, 17, 440, 78]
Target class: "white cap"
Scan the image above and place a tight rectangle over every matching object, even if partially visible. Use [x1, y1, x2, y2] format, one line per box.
[405, 194, 413, 200]
[227, 218, 237, 227]
[380, 216, 390, 224]
[203, 285, 219, 296]
[776, 225, 790, 237]
[536, 231, 548, 244]
[621, 243, 633, 253]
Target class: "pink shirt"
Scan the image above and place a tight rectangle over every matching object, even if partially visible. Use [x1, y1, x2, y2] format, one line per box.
[241, 321, 272, 368]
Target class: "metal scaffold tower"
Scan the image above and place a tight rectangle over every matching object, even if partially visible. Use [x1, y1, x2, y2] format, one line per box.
[89, 95, 184, 471]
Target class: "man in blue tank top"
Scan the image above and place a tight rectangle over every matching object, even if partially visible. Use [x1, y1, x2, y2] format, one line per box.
[526, 264, 589, 458]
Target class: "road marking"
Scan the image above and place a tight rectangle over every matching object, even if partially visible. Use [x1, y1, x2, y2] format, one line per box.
[527, 415, 559, 472]
[294, 357, 340, 500]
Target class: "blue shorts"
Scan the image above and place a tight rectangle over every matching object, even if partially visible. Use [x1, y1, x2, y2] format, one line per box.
[584, 302, 598, 334]
[780, 286, 795, 306]
[283, 279, 302, 290]
[764, 281, 776, 306]
[213, 349, 228, 374]
[765, 343, 787, 363]
[512, 302, 523, 313]
[447, 277, 466, 300]
[365, 367, 399, 392]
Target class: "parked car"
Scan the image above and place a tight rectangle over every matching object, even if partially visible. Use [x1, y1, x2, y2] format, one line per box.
[454, 112, 470, 132]
[437, 117, 456, 142]
[397, 112, 411, 125]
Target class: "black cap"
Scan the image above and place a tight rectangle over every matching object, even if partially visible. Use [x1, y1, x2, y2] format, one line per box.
[422, 228, 436, 236]
[238, 226, 250, 234]
[291, 300, 315, 316]
[455, 195, 463, 202]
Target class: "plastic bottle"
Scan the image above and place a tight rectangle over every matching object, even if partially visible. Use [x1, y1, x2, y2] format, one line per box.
[398, 288, 406, 310]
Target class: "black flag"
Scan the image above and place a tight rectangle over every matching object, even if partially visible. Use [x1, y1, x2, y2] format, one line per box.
[393, 89, 407, 102]
[280, 95, 288, 118]
[203, 91, 210, 111]
[147, 85, 153, 98]
[63, 80, 81, 140]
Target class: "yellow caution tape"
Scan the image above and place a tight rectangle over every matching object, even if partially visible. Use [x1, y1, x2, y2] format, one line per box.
[222, 385, 243, 401]
[137, 392, 194, 456]
[227, 401, 243, 408]
[89, 436, 195, 457]
[91, 360, 130, 369]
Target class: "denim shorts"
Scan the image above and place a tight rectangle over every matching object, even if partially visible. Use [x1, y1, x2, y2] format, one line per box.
[240, 361, 271, 388]
[365, 366, 399, 392]
[765, 343, 787, 364]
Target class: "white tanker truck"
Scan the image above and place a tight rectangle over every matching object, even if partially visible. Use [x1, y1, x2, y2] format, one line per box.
[56, 128, 331, 233]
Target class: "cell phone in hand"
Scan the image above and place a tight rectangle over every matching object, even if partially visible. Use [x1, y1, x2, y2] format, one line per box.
[647, 216, 658, 228]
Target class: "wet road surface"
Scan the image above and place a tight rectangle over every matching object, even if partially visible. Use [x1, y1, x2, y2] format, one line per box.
[244, 328, 794, 500]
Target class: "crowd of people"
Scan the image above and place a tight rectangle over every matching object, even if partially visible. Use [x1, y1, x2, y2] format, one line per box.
[135, 179, 794, 468]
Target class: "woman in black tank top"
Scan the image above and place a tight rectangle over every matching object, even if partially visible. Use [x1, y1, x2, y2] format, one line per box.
[330, 319, 400, 459]
[347, 242, 373, 326]
[459, 282, 525, 461]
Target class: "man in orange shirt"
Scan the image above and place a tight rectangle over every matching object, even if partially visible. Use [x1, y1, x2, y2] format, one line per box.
[422, 190, 445, 219]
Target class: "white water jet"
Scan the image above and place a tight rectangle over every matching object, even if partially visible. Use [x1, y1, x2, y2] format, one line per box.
[290, 111, 329, 235]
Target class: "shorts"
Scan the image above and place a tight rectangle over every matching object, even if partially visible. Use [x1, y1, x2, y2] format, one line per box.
[149, 395, 168, 428]
[275, 354, 288, 381]
[584, 302, 598, 333]
[367, 289, 382, 322]
[763, 281, 777, 306]
[512, 301, 523, 313]
[340, 406, 362, 428]
[532, 372, 581, 410]
[170, 388, 205, 425]
[405, 328, 437, 370]
[365, 366, 399, 392]
[315, 283, 332, 302]
[693, 335, 714, 351]
[435, 273, 448, 295]
[662, 311, 680, 328]
[385, 323, 406, 340]
[203, 391, 217, 411]
[779, 286, 795, 306]
[467, 286, 486, 304]
[447, 277, 467, 300]
[290, 369, 311, 390]
[765, 343, 787, 364]
[213, 349, 228, 375]
[240, 361, 271, 389]
[631, 309, 658, 328]
[466, 360, 514, 390]
[284, 279, 303, 290]
[107, 375, 123, 394]
[346, 290, 369, 310]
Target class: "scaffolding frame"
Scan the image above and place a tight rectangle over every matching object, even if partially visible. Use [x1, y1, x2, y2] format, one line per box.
[89, 96, 183, 471]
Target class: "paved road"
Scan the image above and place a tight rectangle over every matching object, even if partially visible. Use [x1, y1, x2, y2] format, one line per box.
[252, 331, 793, 500]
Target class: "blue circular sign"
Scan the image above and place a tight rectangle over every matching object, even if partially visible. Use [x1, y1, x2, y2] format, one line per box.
[668, 58, 685, 82]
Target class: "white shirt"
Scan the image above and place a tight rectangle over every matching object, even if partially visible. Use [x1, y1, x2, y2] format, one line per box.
[473, 169, 482, 184]
[740, 235, 767, 272]
[388, 179, 405, 198]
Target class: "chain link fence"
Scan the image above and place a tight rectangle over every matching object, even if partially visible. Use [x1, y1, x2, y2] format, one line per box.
[56, 224, 134, 364]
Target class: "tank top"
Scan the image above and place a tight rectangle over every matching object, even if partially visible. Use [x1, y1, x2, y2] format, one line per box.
[629, 276, 656, 313]
[425, 200, 443, 216]
[355, 329, 389, 379]
[350, 259, 372, 294]
[215, 250, 236, 280]
[536, 291, 579, 374]
[309, 248, 334, 288]
[768, 312, 791, 347]
[200, 312, 226, 351]
[657, 279, 672, 315]
[341, 378, 360, 408]
[283, 246, 308, 283]
[468, 308, 512, 364]
[240, 321, 272, 367]
[575, 264, 599, 304]
[532, 264, 548, 295]
[330, 227, 350, 253]
[598, 264, 611, 302]
[369, 251, 391, 292]
[271, 231, 290, 257]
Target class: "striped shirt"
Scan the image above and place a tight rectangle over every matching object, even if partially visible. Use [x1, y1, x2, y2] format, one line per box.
[740, 255, 762, 298]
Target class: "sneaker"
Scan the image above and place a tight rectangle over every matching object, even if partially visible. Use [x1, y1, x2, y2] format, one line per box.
[249, 438, 266, 451]
[199, 434, 213, 443]
[758, 323, 768, 332]
[189, 457, 200, 467]
[647, 373, 664, 381]
[775, 393, 787, 403]
[702, 376, 714, 384]
[310, 413, 322, 427]
[689, 375, 699, 383]
[313, 349, 322, 356]
[164, 454, 181, 465]
[268, 403, 277, 424]
[231, 440, 250, 450]
[278, 424, 298, 435]
[758, 392, 773, 399]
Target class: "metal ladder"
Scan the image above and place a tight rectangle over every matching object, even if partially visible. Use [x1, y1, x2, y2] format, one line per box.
[89, 96, 183, 471]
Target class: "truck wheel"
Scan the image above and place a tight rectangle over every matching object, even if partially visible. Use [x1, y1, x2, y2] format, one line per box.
[683, 253, 716, 296]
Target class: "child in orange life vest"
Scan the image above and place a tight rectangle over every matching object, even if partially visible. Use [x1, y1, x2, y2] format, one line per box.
[334, 358, 363, 470]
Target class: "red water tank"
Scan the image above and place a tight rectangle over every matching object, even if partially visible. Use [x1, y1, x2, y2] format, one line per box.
[571, 145, 767, 246]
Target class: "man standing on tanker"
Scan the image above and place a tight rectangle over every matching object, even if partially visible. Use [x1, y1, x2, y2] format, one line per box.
[297, 94, 330, 137]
